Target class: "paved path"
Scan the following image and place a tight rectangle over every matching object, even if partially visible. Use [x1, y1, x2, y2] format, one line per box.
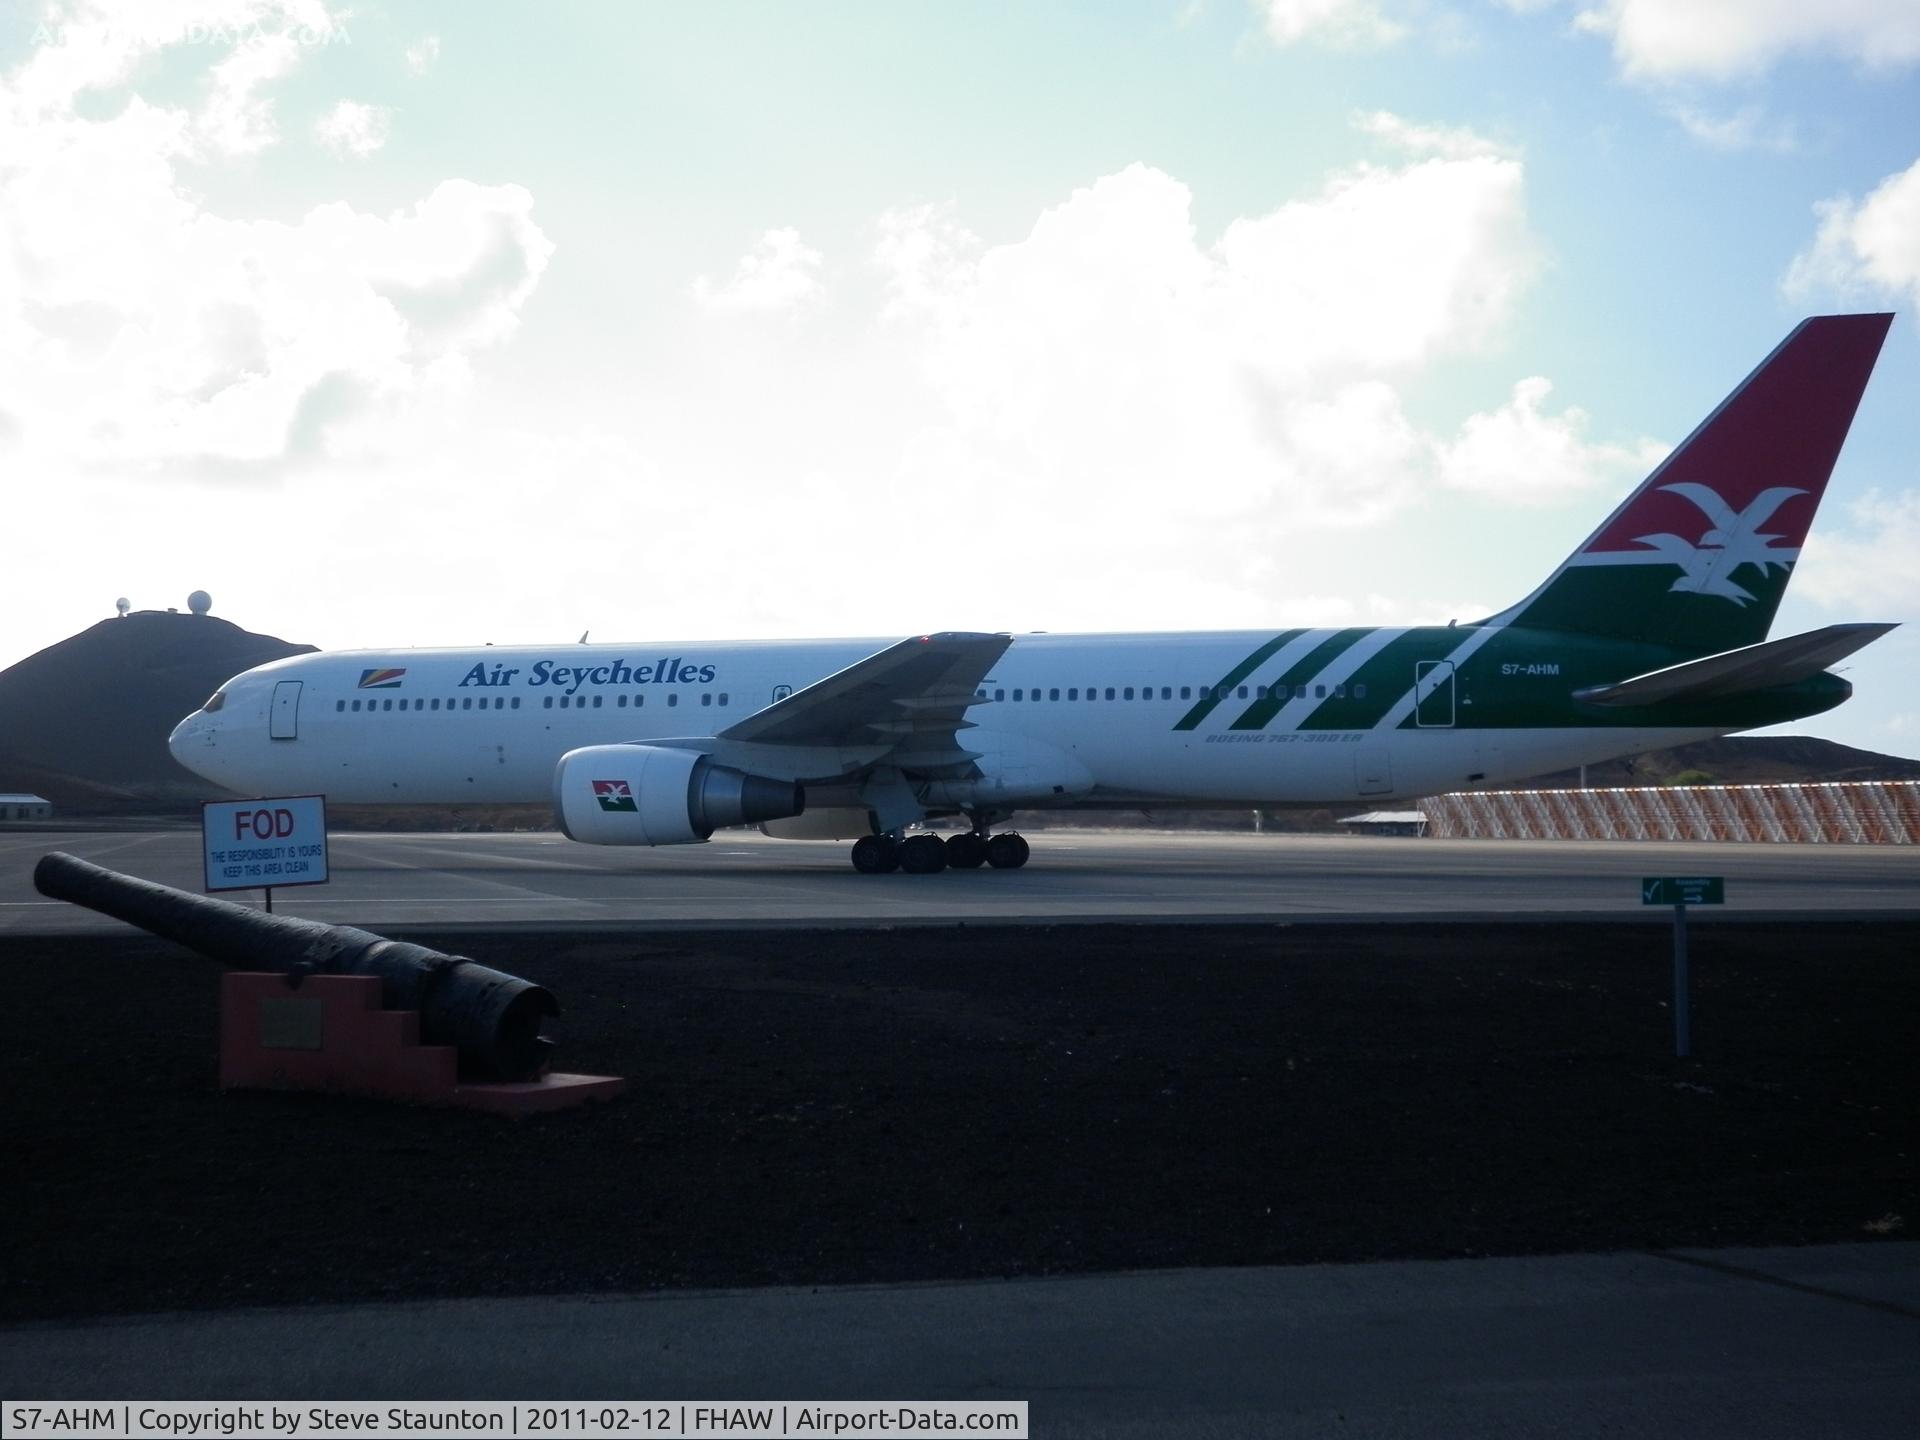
[3, 1244, 1915, 1438]
[2, 828, 1915, 933]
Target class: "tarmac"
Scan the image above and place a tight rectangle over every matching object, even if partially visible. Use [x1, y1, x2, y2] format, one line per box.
[4, 825, 1915, 1436]
[2, 1245, 1915, 1437]
[1, 827, 1916, 932]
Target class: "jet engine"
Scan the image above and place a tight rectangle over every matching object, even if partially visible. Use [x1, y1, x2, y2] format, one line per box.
[554, 744, 804, 845]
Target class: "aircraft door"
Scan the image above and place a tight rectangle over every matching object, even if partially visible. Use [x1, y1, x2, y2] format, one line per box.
[270, 680, 302, 740]
[1414, 661, 1455, 728]
[1355, 742, 1392, 796]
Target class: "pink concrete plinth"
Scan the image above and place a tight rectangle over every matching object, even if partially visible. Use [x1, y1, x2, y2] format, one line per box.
[449, 1073, 627, 1116]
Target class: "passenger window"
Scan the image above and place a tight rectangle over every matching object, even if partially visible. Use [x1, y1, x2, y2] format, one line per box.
[511, 697, 520, 709]
[496, 697, 507, 709]
[995, 689, 1005, 702]
[1161, 687, 1171, 700]
[431, 698, 441, 711]
[668, 694, 678, 707]
[701, 694, 711, 707]
[1068, 688, 1078, 701]
[1334, 685, 1346, 699]
[720, 694, 729, 706]
[635, 695, 644, 707]
[1049, 688, 1059, 701]
[543, 696, 553, 709]
[1180, 687, 1190, 700]
[1315, 685, 1325, 698]
[1355, 684, 1367, 700]
[976, 689, 986, 699]
[462, 697, 473, 710]
[592, 695, 603, 708]
[335, 700, 345, 712]
[350, 700, 361, 712]
[1105, 688, 1115, 700]
[1014, 689, 1023, 701]
[617, 695, 627, 708]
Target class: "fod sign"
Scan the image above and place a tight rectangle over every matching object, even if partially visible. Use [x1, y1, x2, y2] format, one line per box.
[203, 794, 329, 893]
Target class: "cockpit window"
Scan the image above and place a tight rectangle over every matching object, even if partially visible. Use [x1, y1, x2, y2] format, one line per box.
[202, 690, 227, 713]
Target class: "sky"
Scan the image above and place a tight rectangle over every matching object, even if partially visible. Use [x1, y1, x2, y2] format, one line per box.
[2, 0, 1917, 756]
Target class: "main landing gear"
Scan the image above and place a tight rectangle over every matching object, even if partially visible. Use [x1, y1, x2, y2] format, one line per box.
[848, 830, 1030, 875]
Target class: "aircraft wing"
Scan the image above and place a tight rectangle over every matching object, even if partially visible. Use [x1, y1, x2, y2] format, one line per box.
[719, 631, 1011, 772]
[1573, 622, 1897, 708]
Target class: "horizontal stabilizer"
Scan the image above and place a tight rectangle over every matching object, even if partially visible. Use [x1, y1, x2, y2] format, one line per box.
[1574, 623, 1897, 708]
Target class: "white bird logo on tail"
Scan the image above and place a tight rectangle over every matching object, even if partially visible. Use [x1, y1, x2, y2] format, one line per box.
[1631, 483, 1806, 605]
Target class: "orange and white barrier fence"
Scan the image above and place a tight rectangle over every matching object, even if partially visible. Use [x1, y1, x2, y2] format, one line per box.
[1423, 782, 1920, 844]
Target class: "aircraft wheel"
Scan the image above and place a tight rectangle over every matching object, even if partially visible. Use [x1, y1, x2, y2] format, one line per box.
[851, 835, 899, 874]
[986, 832, 1030, 869]
[899, 833, 949, 874]
[945, 832, 988, 869]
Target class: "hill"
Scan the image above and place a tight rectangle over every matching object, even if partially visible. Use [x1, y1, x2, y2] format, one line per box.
[0, 612, 315, 810]
[1525, 734, 1920, 789]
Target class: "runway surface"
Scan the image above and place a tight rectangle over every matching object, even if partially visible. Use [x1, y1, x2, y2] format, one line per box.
[4, 1244, 1915, 1438]
[1, 825, 1915, 932]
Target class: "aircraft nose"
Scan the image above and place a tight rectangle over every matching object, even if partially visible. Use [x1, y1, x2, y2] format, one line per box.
[168, 711, 209, 767]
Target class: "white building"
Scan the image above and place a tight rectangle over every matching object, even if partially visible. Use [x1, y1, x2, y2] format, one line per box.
[0, 794, 53, 821]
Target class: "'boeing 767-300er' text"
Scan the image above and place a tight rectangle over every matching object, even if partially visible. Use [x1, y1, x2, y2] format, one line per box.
[172, 314, 1899, 873]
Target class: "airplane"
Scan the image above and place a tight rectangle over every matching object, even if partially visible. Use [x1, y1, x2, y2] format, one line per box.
[169, 313, 1898, 875]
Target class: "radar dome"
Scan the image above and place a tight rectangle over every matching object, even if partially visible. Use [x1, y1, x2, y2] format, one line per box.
[187, 590, 212, 616]
[114, 597, 130, 617]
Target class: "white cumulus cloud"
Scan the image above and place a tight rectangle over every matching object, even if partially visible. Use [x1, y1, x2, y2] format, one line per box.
[1662, 102, 1799, 153]
[1255, 0, 1405, 49]
[315, 99, 392, 157]
[1574, 0, 1920, 81]
[1784, 156, 1920, 310]
[691, 228, 827, 312]
[405, 35, 442, 74]
[1355, 109, 1516, 160]
[1436, 376, 1668, 502]
[0, 0, 553, 470]
[869, 140, 1541, 536]
[1796, 490, 1920, 614]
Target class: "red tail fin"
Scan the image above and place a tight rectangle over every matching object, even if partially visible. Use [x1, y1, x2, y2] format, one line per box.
[1489, 313, 1893, 656]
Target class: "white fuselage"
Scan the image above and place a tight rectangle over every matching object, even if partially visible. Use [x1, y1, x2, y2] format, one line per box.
[167, 631, 1721, 813]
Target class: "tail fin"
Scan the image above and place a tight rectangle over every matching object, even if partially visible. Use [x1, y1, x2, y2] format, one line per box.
[1486, 313, 1893, 657]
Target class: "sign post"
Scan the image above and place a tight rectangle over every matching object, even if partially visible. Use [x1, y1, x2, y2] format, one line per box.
[1642, 877, 1724, 1057]
[203, 795, 329, 912]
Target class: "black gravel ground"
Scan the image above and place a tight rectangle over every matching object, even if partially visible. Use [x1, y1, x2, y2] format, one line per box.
[1, 921, 1914, 1322]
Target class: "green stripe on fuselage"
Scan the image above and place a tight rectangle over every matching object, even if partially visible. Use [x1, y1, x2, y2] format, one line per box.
[1299, 627, 1475, 730]
[1172, 631, 1303, 731]
[1228, 628, 1370, 730]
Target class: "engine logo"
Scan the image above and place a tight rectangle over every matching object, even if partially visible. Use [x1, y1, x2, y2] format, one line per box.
[592, 779, 637, 812]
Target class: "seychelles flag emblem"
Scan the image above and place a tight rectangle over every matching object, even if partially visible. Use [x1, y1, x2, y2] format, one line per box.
[358, 667, 407, 689]
[593, 780, 637, 812]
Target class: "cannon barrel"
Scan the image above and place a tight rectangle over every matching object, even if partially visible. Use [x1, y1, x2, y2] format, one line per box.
[34, 852, 557, 1081]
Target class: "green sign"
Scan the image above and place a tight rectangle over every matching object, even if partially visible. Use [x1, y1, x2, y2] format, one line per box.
[1642, 876, 1724, 906]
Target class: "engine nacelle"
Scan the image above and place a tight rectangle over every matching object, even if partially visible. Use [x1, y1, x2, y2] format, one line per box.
[555, 744, 804, 846]
[760, 807, 877, 841]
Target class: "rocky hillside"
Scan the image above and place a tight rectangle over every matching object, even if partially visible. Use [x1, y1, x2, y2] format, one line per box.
[0, 611, 314, 809]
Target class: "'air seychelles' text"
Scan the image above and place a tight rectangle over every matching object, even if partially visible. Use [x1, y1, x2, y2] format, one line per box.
[459, 658, 717, 695]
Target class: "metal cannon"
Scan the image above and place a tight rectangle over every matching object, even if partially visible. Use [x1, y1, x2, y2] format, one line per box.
[34, 851, 557, 1081]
